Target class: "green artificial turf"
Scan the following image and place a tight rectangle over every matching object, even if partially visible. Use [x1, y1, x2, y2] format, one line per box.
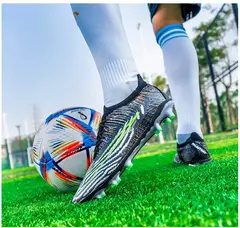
[2, 131, 238, 227]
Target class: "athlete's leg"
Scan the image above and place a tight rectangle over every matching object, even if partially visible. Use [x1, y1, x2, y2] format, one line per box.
[149, 4, 211, 165]
[70, 4, 175, 203]
[71, 4, 138, 107]
[151, 4, 202, 143]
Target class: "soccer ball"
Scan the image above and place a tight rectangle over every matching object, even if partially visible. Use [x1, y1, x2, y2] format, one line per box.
[31, 107, 101, 192]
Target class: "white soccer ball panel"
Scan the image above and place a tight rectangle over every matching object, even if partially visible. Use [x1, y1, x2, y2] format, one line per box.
[57, 149, 92, 178]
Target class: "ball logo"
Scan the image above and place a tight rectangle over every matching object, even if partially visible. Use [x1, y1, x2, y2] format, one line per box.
[78, 111, 87, 120]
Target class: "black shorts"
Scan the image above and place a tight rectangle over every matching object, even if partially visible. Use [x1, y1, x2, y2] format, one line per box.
[148, 4, 201, 22]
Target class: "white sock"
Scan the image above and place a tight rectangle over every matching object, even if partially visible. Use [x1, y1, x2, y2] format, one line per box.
[156, 24, 203, 141]
[71, 4, 139, 107]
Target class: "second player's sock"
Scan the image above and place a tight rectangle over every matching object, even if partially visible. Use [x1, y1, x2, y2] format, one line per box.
[156, 24, 203, 142]
[71, 4, 138, 107]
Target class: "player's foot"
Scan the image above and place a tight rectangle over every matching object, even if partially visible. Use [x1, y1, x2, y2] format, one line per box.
[72, 75, 174, 203]
[173, 132, 211, 165]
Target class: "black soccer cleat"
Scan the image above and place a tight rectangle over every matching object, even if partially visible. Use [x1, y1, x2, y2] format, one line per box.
[174, 132, 211, 165]
[72, 75, 175, 203]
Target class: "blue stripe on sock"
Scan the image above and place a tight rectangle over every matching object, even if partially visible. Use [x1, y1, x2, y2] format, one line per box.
[161, 35, 188, 48]
[156, 24, 185, 41]
[156, 24, 188, 48]
[158, 30, 187, 46]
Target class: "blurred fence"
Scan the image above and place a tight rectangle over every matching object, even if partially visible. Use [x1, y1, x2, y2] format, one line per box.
[2, 134, 34, 170]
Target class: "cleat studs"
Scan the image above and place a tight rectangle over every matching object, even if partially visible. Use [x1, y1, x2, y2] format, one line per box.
[125, 160, 133, 171]
[125, 159, 133, 168]
[169, 113, 175, 120]
[96, 191, 106, 199]
[155, 123, 162, 136]
[110, 176, 121, 188]
[116, 178, 121, 185]
[155, 129, 161, 136]
[155, 123, 162, 131]
[163, 118, 172, 124]
[110, 172, 121, 189]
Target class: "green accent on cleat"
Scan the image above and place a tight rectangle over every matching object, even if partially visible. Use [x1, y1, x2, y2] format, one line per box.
[97, 191, 106, 199]
[114, 179, 121, 186]
[125, 160, 133, 168]
[169, 114, 175, 120]
[163, 118, 172, 124]
[126, 164, 133, 171]
[155, 127, 162, 136]
[155, 123, 162, 131]
[127, 162, 133, 168]
[117, 178, 121, 184]
[110, 176, 121, 188]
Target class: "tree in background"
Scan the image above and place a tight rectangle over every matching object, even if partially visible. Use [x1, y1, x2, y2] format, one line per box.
[152, 75, 167, 92]
[217, 5, 238, 127]
[220, 89, 238, 129]
[192, 3, 238, 133]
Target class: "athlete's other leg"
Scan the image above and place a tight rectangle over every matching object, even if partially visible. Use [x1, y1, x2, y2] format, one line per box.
[149, 4, 211, 164]
[152, 4, 201, 142]
[71, 4, 138, 107]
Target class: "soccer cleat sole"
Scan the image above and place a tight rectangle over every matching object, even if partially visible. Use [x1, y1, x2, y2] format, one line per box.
[86, 100, 175, 202]
[174, 155, 211, 166]
[189, 158, 212, 166]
